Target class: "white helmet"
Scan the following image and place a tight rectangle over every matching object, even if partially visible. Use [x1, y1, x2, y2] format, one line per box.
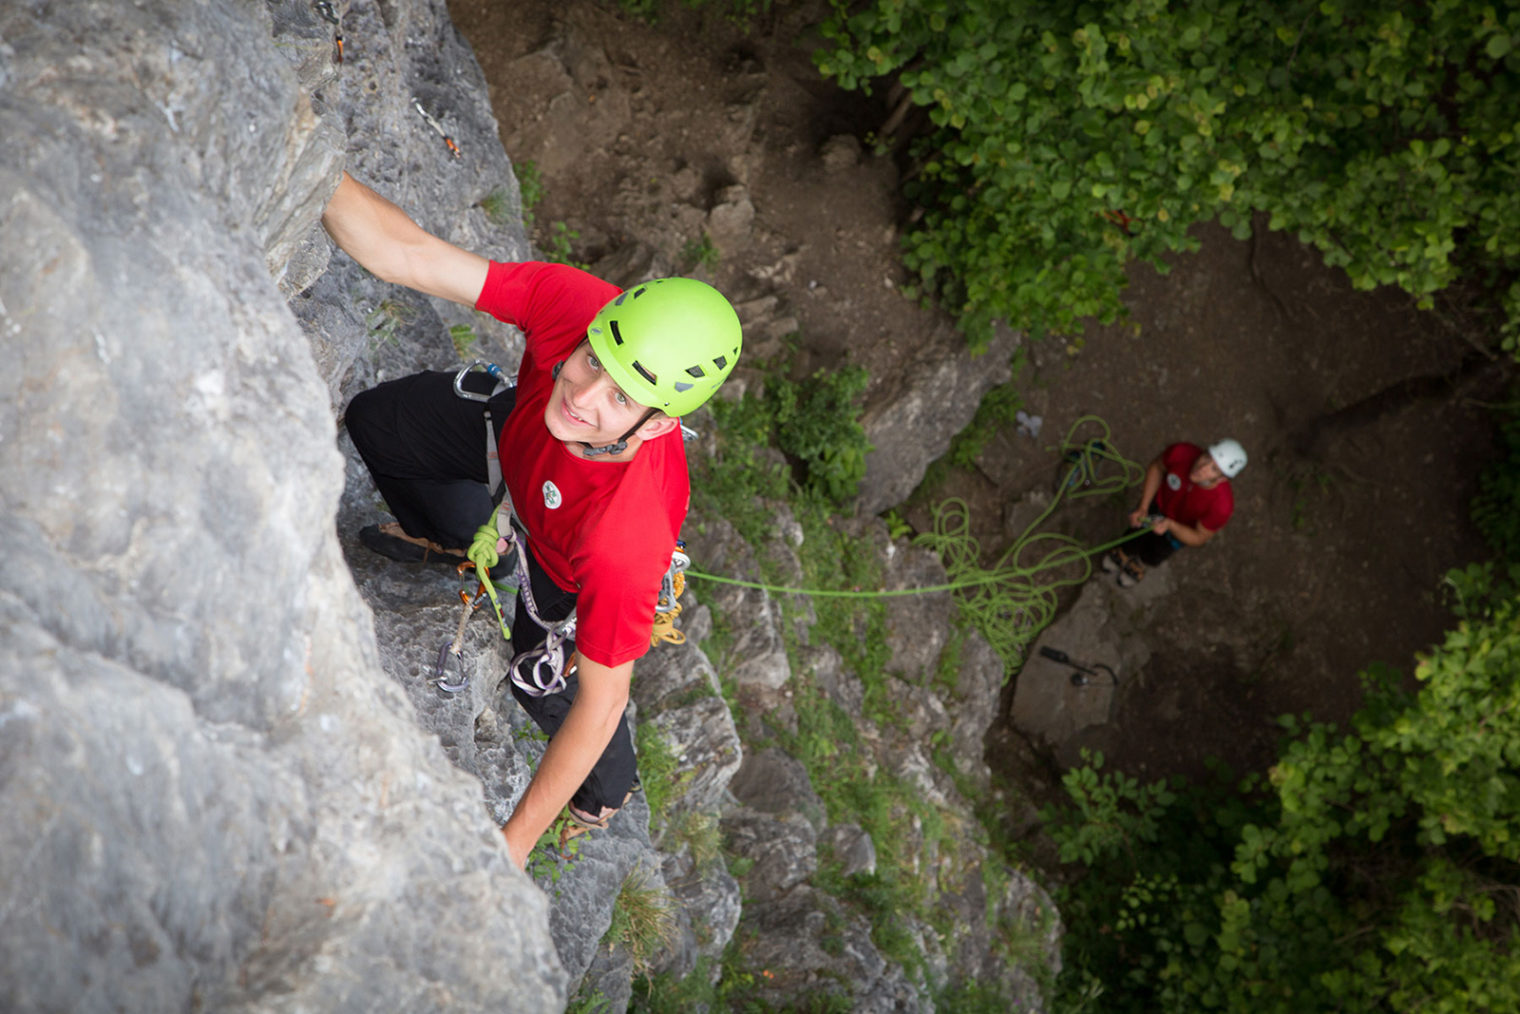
[1208, 438, 1247, 478]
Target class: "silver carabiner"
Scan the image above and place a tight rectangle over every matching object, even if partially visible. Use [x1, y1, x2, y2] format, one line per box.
[453, 360, 508, 403]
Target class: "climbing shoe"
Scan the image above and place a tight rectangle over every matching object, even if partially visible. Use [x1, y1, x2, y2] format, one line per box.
[359, 522, 466, 566]
[558, 784, 641, 852]
[1101, 549, 1126, 575]
[1117, 555, 1146, 588]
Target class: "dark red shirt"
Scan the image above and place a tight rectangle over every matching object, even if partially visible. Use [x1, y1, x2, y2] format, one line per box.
[475, 261, 689, 667]
[1154, 442, 1233, 531]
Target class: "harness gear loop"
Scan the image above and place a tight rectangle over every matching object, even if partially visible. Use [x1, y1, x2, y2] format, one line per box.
[455, 360, 511, 499]
[650, 550, 689, 646]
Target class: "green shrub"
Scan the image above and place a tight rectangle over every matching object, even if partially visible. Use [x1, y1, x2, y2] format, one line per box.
[816, 0, 1520, 350]
[634, 722, 688, 823]
[768, 365, 872, 506]
[1046, 582, 1520, 1012]
[699, 357, 872, 519]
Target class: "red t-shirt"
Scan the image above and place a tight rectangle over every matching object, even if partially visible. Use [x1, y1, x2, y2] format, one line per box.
[474, 261, 690, 668]
[1154, 442, 1233, 531]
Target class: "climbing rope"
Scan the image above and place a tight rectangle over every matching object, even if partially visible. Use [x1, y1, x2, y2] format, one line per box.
[686, 416, 1150, 676]
[434, 416, 1146, 686]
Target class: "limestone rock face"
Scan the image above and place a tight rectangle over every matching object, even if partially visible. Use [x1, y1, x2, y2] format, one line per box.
[1, 1, 1061, 1010]
[858, 325, 1022, 516]
[0, 2, 560, 1012]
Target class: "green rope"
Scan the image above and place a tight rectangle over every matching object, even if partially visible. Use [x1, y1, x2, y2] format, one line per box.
[686, 416, 1147, 675]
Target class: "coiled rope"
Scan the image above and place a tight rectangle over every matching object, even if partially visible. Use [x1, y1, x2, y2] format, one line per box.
[687, 416, 1146, 674]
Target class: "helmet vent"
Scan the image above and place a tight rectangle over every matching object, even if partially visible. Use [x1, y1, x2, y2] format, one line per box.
[631, 285, 649, 298]
[713, 355, 728, 370]
[633, 360, 658, 385]
[609, 319, 625, 346]
[686, 365, 706, 378]
[674, 381, 694, 393]
[612, 292, 628, 306]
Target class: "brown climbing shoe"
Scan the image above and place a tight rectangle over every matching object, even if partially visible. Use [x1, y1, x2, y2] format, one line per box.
[1117, 555, 1146, 588]
[359, 521, 466, 566]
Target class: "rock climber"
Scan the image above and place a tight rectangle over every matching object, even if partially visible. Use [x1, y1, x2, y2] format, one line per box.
[321, 171, 741, 869]
[1103, 439, 1246, 588]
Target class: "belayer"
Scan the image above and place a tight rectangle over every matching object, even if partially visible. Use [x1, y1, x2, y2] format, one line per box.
[322, 172, 741, 868]
[1103, 438, 1245, 588]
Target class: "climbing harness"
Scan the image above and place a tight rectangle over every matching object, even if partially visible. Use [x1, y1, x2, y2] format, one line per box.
[456, 360, 511, 495]
[430, 360, 693, 695]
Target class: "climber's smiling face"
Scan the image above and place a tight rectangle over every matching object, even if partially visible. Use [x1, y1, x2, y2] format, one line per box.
[544, 340, 655, 448]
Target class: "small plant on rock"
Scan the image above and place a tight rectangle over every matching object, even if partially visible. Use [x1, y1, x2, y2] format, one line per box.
[605, 864, 677, 976]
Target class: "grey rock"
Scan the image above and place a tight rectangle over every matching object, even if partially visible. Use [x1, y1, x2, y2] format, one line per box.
[742, 886, 926, 1013]
[805, 641, 864, 717]
[945, 632, 1004, 793]
[730, 748, 828, 832]
[722, 809, 818, 903]
[651, 695, 745, 815]
[1012, 573, 1165, 756]
[821, 823, 878, 878]
[0, 3, 561, 1012]
[882, 536, 956, 679]
[858, 325, 1022, 516]
[707, 184, 756, 252]
[657, 845, 743, 979]
[820, 133, 863, 173]
[683, 515, 793, 691]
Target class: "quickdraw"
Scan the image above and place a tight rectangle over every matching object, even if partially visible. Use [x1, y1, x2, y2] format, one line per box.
[414, 98, 461, 159]
[313, 1, 343, 65]
[649, 550, 689, 647]
[432, 584, 485, 693]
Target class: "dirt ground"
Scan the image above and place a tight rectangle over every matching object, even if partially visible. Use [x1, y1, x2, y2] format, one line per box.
[447, 0, 1503, 789]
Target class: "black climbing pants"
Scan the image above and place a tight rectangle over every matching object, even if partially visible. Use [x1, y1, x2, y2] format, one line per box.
[1122, 527, 1181, 567]
[346, 369, 637, 815]
[508, 540, 639, 817]
[345, 369, 513, 550]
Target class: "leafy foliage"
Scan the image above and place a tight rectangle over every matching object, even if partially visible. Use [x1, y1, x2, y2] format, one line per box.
[634, 721, 689, 824]
[702, 358, 872, 511]
[815, 0, 1520, 349]
[1047, 583, 1520, 1012]
[514, 159, 544, 221]
[766, 365, 872, 505]
[448, 323, 476, 359]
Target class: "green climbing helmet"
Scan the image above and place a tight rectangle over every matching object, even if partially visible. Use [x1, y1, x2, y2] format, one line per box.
[585, 277, 742, 417]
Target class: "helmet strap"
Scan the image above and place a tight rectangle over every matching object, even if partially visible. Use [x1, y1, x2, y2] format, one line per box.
[579, 407, 659, 458]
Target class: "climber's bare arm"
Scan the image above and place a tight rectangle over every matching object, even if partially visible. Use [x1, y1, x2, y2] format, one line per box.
[499, 655, 633, 869]
[321, 171, 489, 307]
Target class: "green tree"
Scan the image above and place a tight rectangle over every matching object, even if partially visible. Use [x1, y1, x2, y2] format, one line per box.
[815, 0, 1520, 349]
[1050, 580, 1520, 1011]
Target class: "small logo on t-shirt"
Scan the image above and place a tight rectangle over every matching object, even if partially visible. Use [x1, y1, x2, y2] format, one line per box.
[542, 481, 562, 509]
[1166, 473, 1182, 491]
